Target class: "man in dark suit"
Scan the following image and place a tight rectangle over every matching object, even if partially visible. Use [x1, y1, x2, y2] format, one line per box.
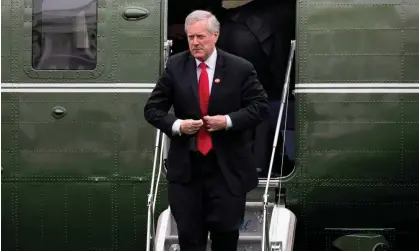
[144, 10, 269, 251]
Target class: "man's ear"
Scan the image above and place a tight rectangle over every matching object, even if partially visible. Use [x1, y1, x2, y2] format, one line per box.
[213, 31, 219, 41]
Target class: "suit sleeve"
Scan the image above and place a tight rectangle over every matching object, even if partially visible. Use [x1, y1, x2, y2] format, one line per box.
[143, 59, 178, 137]
[227, 62, 269, 131]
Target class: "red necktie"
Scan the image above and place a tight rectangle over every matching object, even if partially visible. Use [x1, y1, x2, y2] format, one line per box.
[197, 62, 212, 155]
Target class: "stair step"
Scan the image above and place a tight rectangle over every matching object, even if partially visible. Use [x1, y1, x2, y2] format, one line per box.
[168, 202, 275, 236]
[258, 178, 281, 188]
[245, 186, 277, 202]
[165, 235, 262, 241]
[245, 201, 275, 207]
[164, 235, 263, 251]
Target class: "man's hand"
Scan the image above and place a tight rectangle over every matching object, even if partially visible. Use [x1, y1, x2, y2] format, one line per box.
[203, 115, 227, 132]
[180, 119, 203, 135]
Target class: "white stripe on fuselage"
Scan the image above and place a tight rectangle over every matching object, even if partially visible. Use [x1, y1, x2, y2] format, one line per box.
[0, 83, 156, 93]
[2, 83, 419, 93]
[296, 83, 419, 89]
[295, 83, 419, 93]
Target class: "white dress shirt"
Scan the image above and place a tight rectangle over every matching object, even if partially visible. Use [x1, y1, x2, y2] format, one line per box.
[171, 49, 233, 135]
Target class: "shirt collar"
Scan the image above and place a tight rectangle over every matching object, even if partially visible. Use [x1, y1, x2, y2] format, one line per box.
[195, 48, 217, 69]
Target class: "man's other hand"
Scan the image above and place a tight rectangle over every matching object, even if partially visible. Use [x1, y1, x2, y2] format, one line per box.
[180, 119, 203, 135]
[203, 115, 227, 132]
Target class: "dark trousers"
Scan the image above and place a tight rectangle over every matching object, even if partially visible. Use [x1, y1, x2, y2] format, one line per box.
[168, 150, 246, 251]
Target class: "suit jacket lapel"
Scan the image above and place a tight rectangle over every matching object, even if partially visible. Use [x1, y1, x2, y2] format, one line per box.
[187, 49, 226, 116]
[187, 55, 202, 116]
[208, 49, 226, 114]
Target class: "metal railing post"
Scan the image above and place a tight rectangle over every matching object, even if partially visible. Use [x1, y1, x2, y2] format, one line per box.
[261, 40, 296, 251]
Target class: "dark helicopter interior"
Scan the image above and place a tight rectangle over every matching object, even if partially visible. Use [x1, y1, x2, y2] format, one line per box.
[167, 0, 297, 178]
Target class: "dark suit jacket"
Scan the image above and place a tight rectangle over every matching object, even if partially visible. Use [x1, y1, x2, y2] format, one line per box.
[143, 48, 269, 196]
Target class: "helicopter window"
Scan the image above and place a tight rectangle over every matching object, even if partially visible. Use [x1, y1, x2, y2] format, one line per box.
[32, 0, 98, 70]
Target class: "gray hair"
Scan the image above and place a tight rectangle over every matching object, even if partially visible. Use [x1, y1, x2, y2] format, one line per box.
[184, 10, 220, 34]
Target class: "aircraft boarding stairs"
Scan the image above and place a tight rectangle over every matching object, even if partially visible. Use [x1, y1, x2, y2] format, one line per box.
[146, 40, 297, 251]
[152, 183, 296, 251]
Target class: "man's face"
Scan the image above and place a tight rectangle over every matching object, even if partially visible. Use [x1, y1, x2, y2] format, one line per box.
[186, 19, 219, 61]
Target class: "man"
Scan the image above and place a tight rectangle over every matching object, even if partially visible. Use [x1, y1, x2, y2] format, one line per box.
[144, 10, 269, 251]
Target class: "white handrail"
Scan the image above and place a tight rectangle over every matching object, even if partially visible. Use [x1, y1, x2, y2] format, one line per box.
[145, 0, 171, 248]
[261, 40, 296, 251]
[146, 129, 162, 251]
[153, 135, 166, 213]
